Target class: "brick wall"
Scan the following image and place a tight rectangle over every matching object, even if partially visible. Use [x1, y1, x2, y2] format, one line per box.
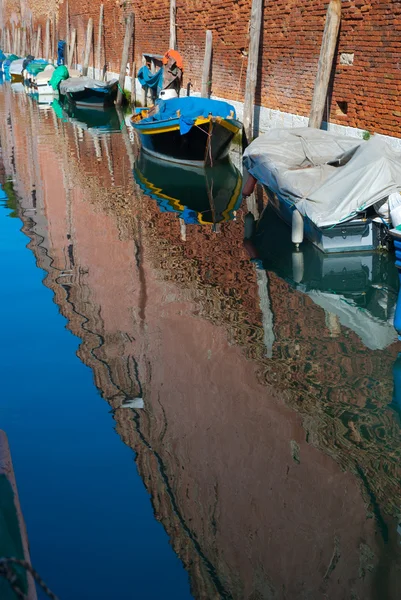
[2, 0, 401, 137]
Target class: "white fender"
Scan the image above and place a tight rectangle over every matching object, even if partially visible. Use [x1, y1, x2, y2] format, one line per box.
[291, 209, 304, 247]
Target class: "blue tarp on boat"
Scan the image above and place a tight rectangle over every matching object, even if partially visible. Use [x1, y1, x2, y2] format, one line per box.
[137, 66, 164, 94]
[25, 59, 47, 75]
[140, 97, 236, 135]
[57, 41, 66, 66]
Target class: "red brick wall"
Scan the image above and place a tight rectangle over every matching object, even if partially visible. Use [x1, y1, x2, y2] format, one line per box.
[2, 0, 401, 137]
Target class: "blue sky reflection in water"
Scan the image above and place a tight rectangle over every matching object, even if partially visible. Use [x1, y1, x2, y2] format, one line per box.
[0, 198, 192, 596]
[0, 83, 401, 600]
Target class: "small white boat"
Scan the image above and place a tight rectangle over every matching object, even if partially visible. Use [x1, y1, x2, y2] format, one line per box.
[35, 64, 56, 96]
[243, 127, 401, 253]
[35, 67, 81, 100]
[9, 58, 25, 81]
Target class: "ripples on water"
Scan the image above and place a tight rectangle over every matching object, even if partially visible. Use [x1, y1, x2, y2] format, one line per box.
[0, 83, 400, 599]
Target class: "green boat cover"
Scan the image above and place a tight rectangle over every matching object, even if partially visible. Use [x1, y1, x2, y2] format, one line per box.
[49, 65, 69, 91]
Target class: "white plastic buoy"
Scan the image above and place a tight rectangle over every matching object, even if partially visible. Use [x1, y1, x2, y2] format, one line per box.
[291, 251, 304, 283]
[291, 209, 304, 247]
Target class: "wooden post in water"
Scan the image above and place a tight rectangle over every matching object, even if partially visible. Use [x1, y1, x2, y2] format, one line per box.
[52, 14, 56, 63]
[170, 0, 176, 49]
[201, 30, 213, 98]
[22, 28, 27, 56]
[45, 18, 50, 60]
[96, 4, 104, 78]
[68, 28, 76, 69]
[82, 18, 94, 76]
[65, 1, 70, 69]
[35, 25, 41, 58]
[116, 13, 134, 106]
[16, 27, 21, 56]
[12, 24, 16, 54]
[309, 0, 341, 129]
[243, 0, 263, 146]
[29, 19, 34, 55]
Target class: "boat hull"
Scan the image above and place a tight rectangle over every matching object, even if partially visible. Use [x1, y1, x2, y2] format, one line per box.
[135, 116, 241, 167]
[264, 186, 387, 253]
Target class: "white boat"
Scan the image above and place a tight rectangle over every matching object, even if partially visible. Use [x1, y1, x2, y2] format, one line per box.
[243, 127, 401, 253]
[9, 58, 25, 81]
[35, 64, 56, 96]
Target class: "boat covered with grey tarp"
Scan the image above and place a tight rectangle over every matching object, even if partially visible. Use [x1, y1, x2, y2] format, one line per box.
[243, 127, 401, 253]
[59, 77, 118, 108]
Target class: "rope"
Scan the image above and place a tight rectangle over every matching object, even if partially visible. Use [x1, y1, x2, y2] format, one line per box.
[193, 122, 214, 166]
[0, 557, 59, 600]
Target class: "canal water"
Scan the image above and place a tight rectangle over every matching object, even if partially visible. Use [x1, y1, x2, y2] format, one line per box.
[0, 83, 400, 599]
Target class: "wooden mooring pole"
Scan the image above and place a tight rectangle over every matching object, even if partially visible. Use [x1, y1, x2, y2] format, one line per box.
[308, 0, 341, 129]
[22, 27, 27, 56]
[68, 28, 76, 69]
[65, 1, 70, 69]
[170, 0, 177, 49]
[82, 18, 94, 77]
[35, 25, 41, 58]
[96, 4, 104, 78]
[45, 18, 50, 61]
[201, 30, 212, 98]
[12, 24, 16, 54]
[243, 0, 263, 146]
[6, 29, 11, 54]
[52, 14, 56, 63]
[16, 27, 21, 56]
[116, 13, 134, 106]
[29, 19, 34, 55]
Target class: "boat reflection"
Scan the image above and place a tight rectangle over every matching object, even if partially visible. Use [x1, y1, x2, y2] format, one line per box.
[51, 98, 121, 134]
[246, 204, 399, 350]
[134, 151, 242, 225]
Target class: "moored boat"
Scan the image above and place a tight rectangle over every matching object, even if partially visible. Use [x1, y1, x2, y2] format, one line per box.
[243, 127, 401, 253]
[9, 57, 27, 82]
[131, 96, 242, 167]
[59, 77, 118, 108]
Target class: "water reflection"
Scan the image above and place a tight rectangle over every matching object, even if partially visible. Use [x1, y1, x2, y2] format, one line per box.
[0, 84, 400, 599]
[134, 151, 242, 225]
[52, 98, 122, 134]
[247, 204, 398, 350]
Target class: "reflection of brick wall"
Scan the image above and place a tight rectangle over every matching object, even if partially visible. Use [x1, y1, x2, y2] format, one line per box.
[4, 0, 401, 137]
[2, 86, 401, 599]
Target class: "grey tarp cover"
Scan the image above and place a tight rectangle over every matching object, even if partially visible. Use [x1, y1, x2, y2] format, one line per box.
[243, 127, 401, 227]
[9, 58, 24, 74]
[59, 77, 117, 94]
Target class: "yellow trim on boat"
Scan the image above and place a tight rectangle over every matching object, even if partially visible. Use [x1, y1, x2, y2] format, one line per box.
[215, 116, 240, 134]
[136, 116, 212, 135]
